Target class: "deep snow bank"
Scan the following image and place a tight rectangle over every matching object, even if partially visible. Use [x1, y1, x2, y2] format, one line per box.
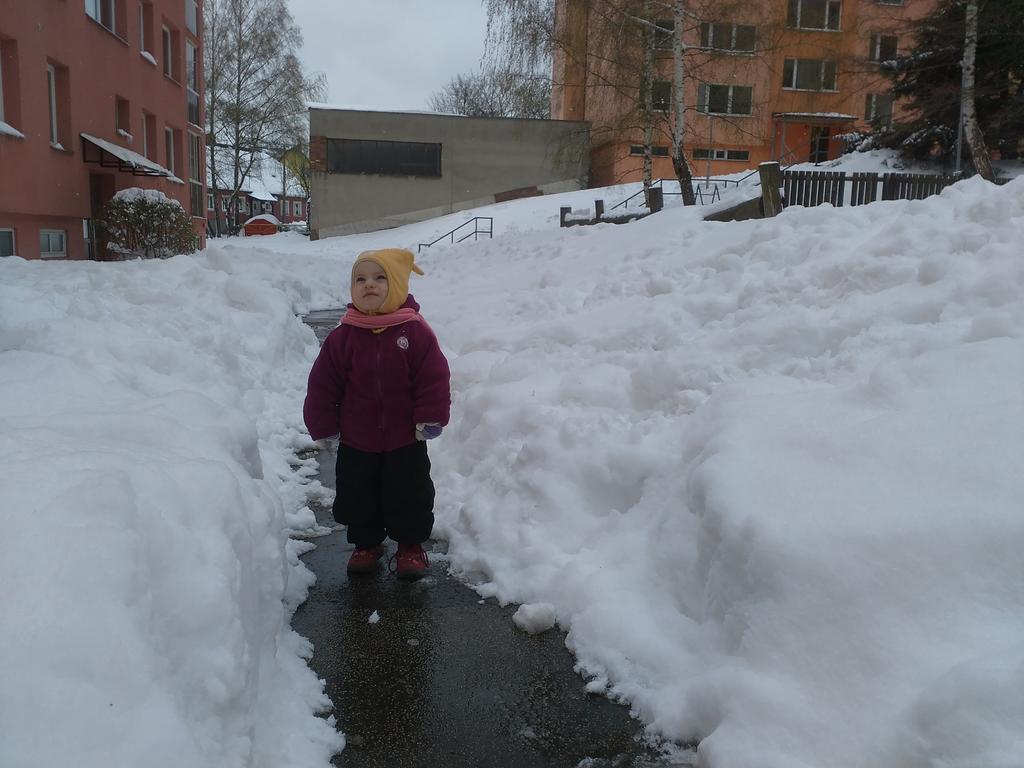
[0, 253, 343, 767]
[418, 177, 1024, 767]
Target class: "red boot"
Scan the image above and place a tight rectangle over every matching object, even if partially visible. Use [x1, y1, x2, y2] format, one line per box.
[347, 545, 386, 574]
[394, 543, 429, 580]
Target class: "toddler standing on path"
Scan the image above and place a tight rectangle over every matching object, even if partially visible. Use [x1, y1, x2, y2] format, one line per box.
[304, 248, 451, 580]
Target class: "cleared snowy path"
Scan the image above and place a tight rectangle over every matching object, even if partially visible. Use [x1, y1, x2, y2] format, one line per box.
[291, 311, 680, 768]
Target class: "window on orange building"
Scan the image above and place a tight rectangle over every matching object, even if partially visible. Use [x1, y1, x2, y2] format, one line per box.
[869, 34, 898, 63]
[693, 148, 750, 161]
[652, 20, 674, 51]
[700, 23, 756, 53]
[651, 80, 671, 112]
[629, 145, 670, 157]
[865, 93, 894, 126]
[782, 58, 838, 92]
[787, 0, 841, 31]
[697, 84, 753, 115]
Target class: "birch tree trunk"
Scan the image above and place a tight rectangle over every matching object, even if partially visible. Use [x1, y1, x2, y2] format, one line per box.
[641, 5, 654, 194]
[961, 0, 995, 181]
[670, 0, 696, 205]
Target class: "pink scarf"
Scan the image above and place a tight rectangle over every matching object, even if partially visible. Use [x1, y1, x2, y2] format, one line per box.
[341, 307, 423, 331]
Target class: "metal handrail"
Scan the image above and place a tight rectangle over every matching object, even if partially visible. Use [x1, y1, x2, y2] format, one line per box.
[417, 216, 494, 252]
[609, 175, 746, 211]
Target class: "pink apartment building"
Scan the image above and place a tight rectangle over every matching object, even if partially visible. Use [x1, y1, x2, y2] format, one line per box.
[0, 0, 206, 260]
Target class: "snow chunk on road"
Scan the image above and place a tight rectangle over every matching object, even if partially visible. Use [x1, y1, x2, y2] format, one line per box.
[513, 603, 557, 634]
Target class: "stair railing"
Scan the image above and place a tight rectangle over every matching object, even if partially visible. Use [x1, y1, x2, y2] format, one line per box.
[417, 217, 494, 252]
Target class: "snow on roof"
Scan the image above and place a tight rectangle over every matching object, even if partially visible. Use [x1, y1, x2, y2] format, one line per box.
[306, 101, 455, 117]
[243, 213, 280, 226]
[773, 112, 858, 121]
[208, 152, 305, 199]
[255, 158, 305, 198]
[80, 133, 183, 183]
[0, 120, 25, 139]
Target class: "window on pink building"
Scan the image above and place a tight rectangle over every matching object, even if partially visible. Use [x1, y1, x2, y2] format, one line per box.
[0, 38, 14, 128]
[164, 126, 174, 174]
[86, 0, 128, 38]
[0, 229, 15, 258]
[46, 61, 70, 148]
[139, 2, 154, 54]
[162, 26, 181, 81]
[40, 229, 67, 259]
[186, 41, 199, 125]
[185, 0, 199, 35]
[141, 111, 156, 158]
[115, 96, 130, 136]
[188, 131, 203, 216]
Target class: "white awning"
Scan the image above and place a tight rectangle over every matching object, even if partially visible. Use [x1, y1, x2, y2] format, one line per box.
[80, 133, 184, 183]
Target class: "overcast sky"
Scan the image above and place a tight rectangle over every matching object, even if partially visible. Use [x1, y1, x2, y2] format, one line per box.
[289, 0, 491, 112]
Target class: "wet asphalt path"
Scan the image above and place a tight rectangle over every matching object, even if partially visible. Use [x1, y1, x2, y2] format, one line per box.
[292, 310, 683, 768]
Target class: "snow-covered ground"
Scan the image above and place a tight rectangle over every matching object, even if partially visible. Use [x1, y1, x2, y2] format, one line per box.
[1, 151, 1022, 768]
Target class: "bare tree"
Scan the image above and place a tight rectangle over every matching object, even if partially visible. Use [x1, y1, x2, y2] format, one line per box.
[486, 0, 741, 205]
[205, 0, 325, 234]
[428, 68, 551, 118]
[960, 0, 995, 180]
[281, 143, 312, 199]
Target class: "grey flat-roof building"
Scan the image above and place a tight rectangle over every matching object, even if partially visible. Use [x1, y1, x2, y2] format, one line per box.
[309, 107, 590, 239]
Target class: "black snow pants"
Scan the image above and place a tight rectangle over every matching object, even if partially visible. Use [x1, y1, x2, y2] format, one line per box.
[333, 440, 435, 548]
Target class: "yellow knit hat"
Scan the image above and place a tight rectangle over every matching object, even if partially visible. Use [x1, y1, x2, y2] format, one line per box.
[351, 248, 425, 314]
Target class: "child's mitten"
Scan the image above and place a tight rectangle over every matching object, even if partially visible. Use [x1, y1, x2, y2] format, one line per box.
[415, 422, 443, 441]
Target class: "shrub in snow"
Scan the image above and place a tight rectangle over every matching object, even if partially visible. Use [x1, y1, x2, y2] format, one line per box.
[99, 187, 196, 259]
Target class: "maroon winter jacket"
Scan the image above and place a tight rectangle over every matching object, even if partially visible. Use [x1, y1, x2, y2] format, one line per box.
[303, 295, 451, 452]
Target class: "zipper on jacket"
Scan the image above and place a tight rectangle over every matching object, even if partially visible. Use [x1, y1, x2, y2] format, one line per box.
[376, 333, 384, 432]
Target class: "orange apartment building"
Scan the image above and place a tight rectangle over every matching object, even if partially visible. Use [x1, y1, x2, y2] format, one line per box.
[552, 0, 938, 184]
[0, 0, 206, 260]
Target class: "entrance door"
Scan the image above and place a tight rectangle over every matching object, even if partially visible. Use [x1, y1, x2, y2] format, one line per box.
[809, 127, 831, 164]
[89, 173, 115, 260]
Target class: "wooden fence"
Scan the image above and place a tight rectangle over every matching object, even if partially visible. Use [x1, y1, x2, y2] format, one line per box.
[781, 171, 958, 209]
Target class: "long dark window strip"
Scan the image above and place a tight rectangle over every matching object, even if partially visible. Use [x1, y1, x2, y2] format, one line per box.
[327, 138, 442, 177]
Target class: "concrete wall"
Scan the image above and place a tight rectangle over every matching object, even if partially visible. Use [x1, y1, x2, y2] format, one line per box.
[309, 109, 590, 238]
